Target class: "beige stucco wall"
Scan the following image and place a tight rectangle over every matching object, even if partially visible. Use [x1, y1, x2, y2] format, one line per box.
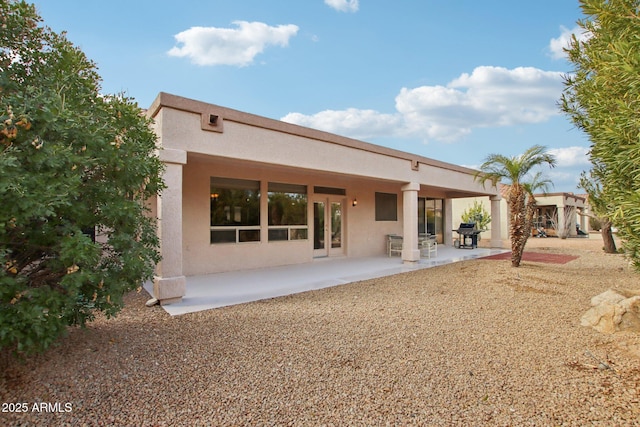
[182, 156, 414, 275]
[158, 109, 420, 184]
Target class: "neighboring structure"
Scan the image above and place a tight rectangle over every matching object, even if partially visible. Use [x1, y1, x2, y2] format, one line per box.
[530, 192, 588, 237]
[147, 93, 502, 305]
[452, 187, 588, 242]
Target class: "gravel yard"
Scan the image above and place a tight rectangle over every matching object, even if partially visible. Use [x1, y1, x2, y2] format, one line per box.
[1, 237, 639, 426]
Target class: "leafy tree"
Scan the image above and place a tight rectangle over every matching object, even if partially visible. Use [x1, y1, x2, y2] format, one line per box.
[475, 145, 556, 267]
[561, 0, 640, 267]
[460, 200, 491, 231]
[0, 0, 164, 354]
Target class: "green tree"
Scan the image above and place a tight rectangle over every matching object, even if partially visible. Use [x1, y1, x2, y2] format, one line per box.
[0, 0, 164, 354]
[475, 145, 556, 267]
[561, 0, 639, 268]
[460, 200, 491, 231]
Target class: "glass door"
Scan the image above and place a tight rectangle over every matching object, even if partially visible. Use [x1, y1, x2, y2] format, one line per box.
[313, 201, 326, 257]
[313, 198, 343, 257]
[329, 201, 343, 254]
[418, 197, 444, 243]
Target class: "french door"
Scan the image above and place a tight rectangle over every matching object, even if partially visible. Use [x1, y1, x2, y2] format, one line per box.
[313, 198, 344, 257]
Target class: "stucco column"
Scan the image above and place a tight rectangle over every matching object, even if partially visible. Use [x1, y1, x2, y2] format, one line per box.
[401, 182, 421, 264]
[444, 198, 453, 247]
[558, 206, 567, 236]
[490, 195, 503, 248]
[153, 148, 187, 305]
[579, 208, 587, 233]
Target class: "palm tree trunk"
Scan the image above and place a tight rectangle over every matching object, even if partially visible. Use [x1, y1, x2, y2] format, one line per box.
[509, 185, 527, 267]
[522, 196, 537, 251]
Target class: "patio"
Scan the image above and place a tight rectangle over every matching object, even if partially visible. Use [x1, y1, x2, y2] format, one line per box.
[144, 245, 508, 315]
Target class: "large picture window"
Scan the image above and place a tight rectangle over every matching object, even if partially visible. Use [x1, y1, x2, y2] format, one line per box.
[268, 182, 308, 241]
[210, 177, 260, 243]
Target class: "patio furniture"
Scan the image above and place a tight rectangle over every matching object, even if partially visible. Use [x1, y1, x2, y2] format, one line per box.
[387, 234, 403, 257]
[420, 234, 437, 258]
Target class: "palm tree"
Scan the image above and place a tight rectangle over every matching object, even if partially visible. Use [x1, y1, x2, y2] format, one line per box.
[475, 145, 556, 267]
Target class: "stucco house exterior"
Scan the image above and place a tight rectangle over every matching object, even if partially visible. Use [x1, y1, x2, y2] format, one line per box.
[147, 93, 503, 305]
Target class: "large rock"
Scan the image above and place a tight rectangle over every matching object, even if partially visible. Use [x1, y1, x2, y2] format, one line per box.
[581, 289, 640, 334]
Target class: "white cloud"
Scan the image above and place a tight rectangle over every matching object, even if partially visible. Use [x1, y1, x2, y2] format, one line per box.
[283, 66, 565, 143]
[531, 146, 591, 192]
[324, 0, 359, 13]
[548, 25, 592, 60]
[548, 146, 590, 167]
[547, 169, 583, 191]
[398, 66, 565, 140]
[282, 108, 402, 140]
[167, 21, 299, 66]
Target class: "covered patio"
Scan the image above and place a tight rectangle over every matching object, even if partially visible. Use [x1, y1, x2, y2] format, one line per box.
[144, 245, 507, 315]
[147, 93, 503, 306]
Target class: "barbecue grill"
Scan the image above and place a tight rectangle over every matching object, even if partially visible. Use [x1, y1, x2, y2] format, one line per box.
[453, 223, 481, 249]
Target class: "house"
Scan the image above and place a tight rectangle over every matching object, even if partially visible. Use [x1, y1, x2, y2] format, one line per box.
[147, 93, 503, 305]
[451, 187, 589, 242]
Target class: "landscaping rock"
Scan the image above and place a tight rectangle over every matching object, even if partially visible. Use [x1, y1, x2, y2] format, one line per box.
[582, 289, 640, 334]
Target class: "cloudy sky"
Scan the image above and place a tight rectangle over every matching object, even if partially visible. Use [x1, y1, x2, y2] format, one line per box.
[36, 0, 591, 192]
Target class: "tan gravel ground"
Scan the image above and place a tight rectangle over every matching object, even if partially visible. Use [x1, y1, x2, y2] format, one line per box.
[1, 236, 639, 426]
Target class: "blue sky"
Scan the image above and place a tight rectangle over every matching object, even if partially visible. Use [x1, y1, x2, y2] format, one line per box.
[35, 0, 591, 192]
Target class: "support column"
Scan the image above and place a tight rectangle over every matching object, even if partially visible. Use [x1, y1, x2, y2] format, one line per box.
[444, 198, 453, 247]
[558, 206, 567, 237]
[401, 182, 421, 264]
[153, 149, 187, 305]
[490, 195, 503, 248]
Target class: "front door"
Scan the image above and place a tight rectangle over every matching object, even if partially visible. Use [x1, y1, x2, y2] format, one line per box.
[313, 199, 344, 257]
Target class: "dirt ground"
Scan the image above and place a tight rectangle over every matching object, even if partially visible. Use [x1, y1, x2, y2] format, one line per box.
[1, 234, 639, 426]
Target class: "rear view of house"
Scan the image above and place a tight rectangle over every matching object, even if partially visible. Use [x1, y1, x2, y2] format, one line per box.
[147, 93, 503, 305]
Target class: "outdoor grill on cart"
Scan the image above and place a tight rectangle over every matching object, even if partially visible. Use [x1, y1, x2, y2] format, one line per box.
[453, 223, 481, 249]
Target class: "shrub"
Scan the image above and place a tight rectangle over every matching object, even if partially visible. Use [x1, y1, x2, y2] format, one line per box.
[0, 0, 164, 354]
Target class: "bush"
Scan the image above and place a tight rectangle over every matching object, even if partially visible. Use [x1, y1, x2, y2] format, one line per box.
[460, 200, 491, 231]
[0, 0, 164, 354]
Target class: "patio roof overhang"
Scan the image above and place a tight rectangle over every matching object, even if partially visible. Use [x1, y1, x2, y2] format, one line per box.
[149, 92, 500, 200]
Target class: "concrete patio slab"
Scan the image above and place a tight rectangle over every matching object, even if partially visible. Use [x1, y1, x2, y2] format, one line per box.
[143, 245, 508, 316]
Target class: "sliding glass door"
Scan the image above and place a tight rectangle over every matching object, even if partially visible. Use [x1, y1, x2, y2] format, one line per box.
[418, 197, 443, 243]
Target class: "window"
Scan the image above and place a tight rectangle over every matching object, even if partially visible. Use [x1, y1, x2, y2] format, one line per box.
[268, 182, 308, 241]
[375, 192, 397, 221]
[210, 177, 260, 243]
